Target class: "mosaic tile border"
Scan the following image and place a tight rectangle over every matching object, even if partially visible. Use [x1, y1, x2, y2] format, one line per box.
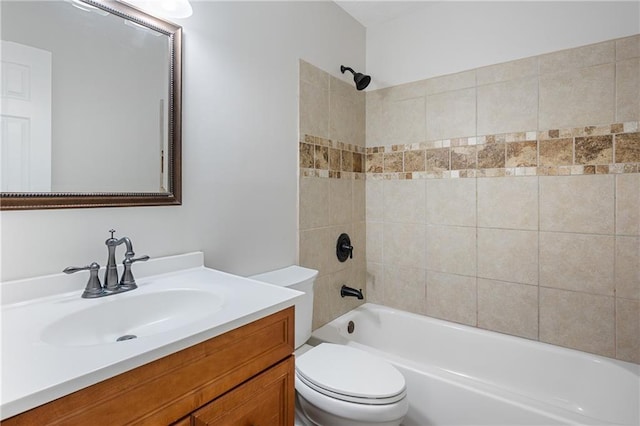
[300, 122, 639, 179]
[299, 135, 366, 179]
[364, 122, 640, 179]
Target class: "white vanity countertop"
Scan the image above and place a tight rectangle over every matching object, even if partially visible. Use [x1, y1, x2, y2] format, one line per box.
[0, 252, 301, 420]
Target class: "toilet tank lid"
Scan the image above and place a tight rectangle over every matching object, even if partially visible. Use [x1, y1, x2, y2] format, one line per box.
[249, 265, 318, 288]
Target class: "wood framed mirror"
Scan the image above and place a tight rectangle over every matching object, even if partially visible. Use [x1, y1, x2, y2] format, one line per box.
[0, 0, 182, 209]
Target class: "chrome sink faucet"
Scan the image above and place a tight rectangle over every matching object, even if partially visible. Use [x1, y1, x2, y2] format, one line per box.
[63, 229, 149, 298]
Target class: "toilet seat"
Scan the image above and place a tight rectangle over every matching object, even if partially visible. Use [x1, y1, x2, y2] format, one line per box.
[295, 343, 406, 405]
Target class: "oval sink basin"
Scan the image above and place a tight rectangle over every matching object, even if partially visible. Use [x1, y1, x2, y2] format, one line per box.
[41, 289, 224, 346]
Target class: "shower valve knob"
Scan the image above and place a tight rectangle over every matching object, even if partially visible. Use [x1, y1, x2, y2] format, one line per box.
[336, 233, 353, 262]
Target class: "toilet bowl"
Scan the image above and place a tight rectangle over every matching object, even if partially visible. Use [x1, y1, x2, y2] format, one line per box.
[250, 266, 408, 426]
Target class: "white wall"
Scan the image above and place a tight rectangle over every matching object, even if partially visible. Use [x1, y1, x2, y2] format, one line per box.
[367, 1, 640, 90]
[0, 1, 365, 281]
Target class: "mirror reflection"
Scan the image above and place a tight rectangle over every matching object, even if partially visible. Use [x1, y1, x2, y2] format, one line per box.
[1, 0, 173, 195]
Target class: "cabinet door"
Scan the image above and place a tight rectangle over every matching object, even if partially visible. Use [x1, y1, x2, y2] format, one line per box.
[192, 356, 294, 426]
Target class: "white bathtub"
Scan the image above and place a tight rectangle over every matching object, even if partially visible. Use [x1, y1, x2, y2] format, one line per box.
[310, 303, 639, 426]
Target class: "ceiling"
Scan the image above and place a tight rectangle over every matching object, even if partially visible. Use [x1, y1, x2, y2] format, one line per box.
[334, 1, 432, 28]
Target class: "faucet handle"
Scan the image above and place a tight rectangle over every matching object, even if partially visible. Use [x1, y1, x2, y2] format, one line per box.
[119, 255, 150, 289]
[63, 262, 104, 298]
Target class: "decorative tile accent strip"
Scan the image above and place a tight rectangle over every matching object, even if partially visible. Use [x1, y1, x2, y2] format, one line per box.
[300, 135, 366, 179]
[356, 123, 639, 179]
[300, 125, 639, 179]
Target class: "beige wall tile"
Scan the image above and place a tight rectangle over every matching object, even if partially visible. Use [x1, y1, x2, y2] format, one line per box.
[478, 279, 538, 339]
[328, 178, 352, 225]
[477, 57, 538, 85]
[300, 59, 329, 89]
[353, 179, 366, 222]
[373, 79, 428, 102]
[330, 93, 360, 145]
[616, 236, 640, 300]
[300, 80, 329, 138]
[384, 265, 427, 315]
[539, 41, 614, 74]
[539, 175, 614, 234]
[366, 179, 383, 221]
[299, 227, 330, 273]
[616, 58, 640, 122]
[366, 92, 386, 146]
[353, 96, 366, 147]
[383, 222, 426, 268]
[539, 232, 614, 296]
[539, 288, 615, 358]
[425, 70, 476, 95]
[539, 64, 615, 130]
[426, 178, 476, 226]
[312, 273, 332, 329]
[383, 179, 426, 223]
[477, 76, 538, 135]
[386, 97, 427, 145]
[366, 221, 383, 264]
[365, 262, 384, 304]
[350, 255, 367, 292]
[352, 220, 367, 267]
[617, 174, 640, 236]
[312, 269, 363, 329]
[477, 176, 538, 230]
[299, 177, 329, 229]
[367, 87, 425, 146]
[426, 271, 477, 326]
[426, 88, 476, 140]
[616, 35, 640, 61]
[330, 74, 358, 100]
[426, 225, 476, 276]
[477, 228, 538, 285]
[616, 298, 640, 364]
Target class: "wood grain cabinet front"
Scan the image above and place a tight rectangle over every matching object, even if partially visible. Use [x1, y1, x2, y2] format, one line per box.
[4, 307, 295, 426]
[191, 357, 294, 426]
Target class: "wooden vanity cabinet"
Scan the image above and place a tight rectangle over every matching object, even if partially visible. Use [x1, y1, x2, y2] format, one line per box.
[4, 307, 295, 426]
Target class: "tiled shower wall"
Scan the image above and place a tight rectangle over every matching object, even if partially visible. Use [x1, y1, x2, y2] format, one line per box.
[298, 60, 366, 329]
[365, 35, 640, 363]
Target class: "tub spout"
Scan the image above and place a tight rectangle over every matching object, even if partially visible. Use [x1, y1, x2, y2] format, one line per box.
[341, 285, 364, 300]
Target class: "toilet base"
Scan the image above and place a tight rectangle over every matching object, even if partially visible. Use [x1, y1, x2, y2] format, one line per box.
[296, 392, 406, 426]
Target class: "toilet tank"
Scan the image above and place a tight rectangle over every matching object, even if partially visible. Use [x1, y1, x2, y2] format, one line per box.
[250, 266, 317, 349]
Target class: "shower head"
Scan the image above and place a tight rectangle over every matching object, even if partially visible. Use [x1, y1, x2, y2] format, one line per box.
[340, 65, 371, 91]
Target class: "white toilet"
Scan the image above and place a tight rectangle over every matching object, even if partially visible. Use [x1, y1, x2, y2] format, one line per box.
[251, 266, 409, 426]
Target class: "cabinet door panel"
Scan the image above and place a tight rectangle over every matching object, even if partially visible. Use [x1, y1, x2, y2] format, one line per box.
[192, 357, 294, 426]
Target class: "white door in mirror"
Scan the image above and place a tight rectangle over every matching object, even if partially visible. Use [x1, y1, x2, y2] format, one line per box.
[0, 41, 52, 192]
